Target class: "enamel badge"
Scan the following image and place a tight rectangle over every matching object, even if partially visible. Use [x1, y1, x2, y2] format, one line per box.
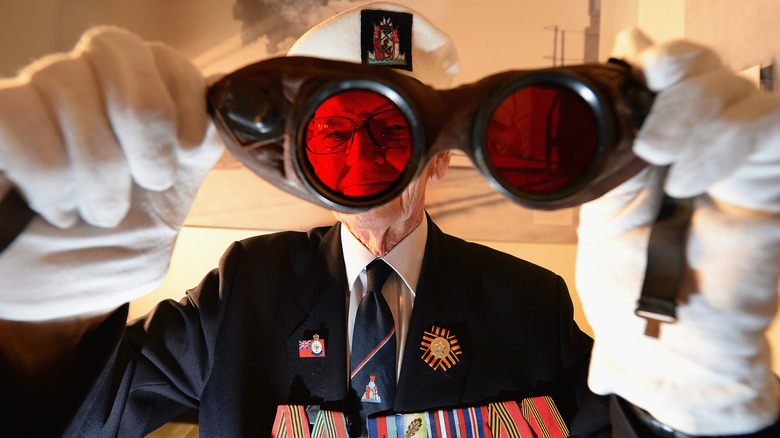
[299, 334, 326, 358]
[420, 326, 462, 371]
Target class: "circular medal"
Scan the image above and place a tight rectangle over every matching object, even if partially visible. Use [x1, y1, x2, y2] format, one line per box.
[430, 336, 451, 359]
[311, 339, 323, 355]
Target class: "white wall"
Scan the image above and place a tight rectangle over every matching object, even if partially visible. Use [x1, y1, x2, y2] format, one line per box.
[599, 0, 686, 59]
[0, 0, 62, 77]
[0, 0, 241, 77]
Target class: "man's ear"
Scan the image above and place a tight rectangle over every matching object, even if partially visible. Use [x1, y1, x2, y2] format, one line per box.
[429, 150, 451, 183]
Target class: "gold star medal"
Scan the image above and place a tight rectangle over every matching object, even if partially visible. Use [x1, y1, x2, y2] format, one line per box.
[420, 325, 462, 371]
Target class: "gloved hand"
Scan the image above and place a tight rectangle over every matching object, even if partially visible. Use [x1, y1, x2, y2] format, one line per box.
[576, 28, 780, 435]
[0, 26, 224, 321]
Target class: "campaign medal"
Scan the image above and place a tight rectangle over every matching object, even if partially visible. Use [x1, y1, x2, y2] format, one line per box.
[420, 326, 462, 371]
[299, 334, 326, 358]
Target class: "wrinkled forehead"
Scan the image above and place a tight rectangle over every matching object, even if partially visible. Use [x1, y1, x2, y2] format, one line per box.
[313, 89, 398, 118]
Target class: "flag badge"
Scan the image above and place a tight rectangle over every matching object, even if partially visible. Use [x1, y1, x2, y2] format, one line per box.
[420, 326, 462, 371]
[299, 334, 326, 358]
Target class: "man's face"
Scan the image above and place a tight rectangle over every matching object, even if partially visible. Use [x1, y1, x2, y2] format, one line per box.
[304, 90, 413, 197]
[332, 151, 450, 237]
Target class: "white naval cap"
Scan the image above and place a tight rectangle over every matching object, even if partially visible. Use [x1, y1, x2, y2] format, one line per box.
[288, 2, 460, 88]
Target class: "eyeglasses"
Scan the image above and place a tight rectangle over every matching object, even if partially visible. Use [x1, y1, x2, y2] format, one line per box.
[306, 108, 412, 154]
[207, 56, 654, 212]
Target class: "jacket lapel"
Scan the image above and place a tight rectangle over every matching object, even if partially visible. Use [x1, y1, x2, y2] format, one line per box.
[283, 219, 475, 412]
[286, 224, 351, 408]
[394, 217, 473, 412]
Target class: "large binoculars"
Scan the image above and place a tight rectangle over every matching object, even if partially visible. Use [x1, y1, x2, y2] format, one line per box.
[208, 56, 654, 212]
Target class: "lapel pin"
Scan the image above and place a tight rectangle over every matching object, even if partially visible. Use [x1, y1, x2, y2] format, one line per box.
[299, 334, 326, 358]
[420, 325, 461, 371]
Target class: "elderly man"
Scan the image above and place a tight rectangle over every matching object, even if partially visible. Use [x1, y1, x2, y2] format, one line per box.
[0, 3, 603, 437]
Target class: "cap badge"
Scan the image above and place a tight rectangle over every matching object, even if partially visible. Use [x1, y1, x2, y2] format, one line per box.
[361, 9, 413, 71]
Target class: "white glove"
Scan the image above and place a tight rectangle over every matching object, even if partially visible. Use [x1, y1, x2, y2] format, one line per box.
[0, 27, 224, 321]
[577, 28, 780, 435]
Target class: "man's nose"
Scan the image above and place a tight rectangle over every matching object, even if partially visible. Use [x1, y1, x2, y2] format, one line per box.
[346, 126, 385, 167]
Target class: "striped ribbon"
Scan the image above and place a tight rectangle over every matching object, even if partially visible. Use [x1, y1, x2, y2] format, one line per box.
[488, 401, 534, 438]
[271, 406, 350, 438]
[272, 405, 310, 438]
[312, 410, 351, 438]
[424, 406, 493, 438]
[519, 397, 569, 438]
[366, 397, 568, 438]
[271, 397, 568, 438]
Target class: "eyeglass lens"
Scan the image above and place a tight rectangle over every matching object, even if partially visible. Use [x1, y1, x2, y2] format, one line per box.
[486, 85, 598, 194]
[303, 90, 414, 198]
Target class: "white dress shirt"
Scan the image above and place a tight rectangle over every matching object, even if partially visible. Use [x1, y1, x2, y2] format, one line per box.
[341, 218, 427, 380]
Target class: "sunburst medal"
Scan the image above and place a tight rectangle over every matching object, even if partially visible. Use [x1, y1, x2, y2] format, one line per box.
[420, 325, 462, 371]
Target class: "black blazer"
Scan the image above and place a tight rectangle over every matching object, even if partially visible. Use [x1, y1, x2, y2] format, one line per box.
[69, 217, 610, 437]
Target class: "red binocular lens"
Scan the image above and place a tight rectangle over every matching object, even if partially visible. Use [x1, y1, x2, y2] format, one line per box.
[208, 57, 653, 212]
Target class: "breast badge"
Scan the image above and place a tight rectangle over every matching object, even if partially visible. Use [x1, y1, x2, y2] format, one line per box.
[420, 325, 462, 371]
[299, 334, 326, 358]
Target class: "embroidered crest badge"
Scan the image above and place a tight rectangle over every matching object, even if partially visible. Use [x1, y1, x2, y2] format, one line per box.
[360, 9, 413, 71]
[420, 325, 462, 371]
[361, 375, 383, 403]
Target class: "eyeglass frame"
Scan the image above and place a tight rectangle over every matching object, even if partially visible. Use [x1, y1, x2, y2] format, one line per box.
[305, 107, 413, 155]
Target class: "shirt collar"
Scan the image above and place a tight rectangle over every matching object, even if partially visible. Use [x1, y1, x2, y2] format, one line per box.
[340, 217, 428, 294]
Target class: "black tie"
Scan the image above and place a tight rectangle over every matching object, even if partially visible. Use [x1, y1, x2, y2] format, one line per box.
[350, 259, 396, 436]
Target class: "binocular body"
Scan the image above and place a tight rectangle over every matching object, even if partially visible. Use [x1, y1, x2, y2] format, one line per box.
[208, 56, 654, 212]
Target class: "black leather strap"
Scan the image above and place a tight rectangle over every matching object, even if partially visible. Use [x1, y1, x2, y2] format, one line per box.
[636, 195, 694, 337]
[0, 188, 35, 253]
